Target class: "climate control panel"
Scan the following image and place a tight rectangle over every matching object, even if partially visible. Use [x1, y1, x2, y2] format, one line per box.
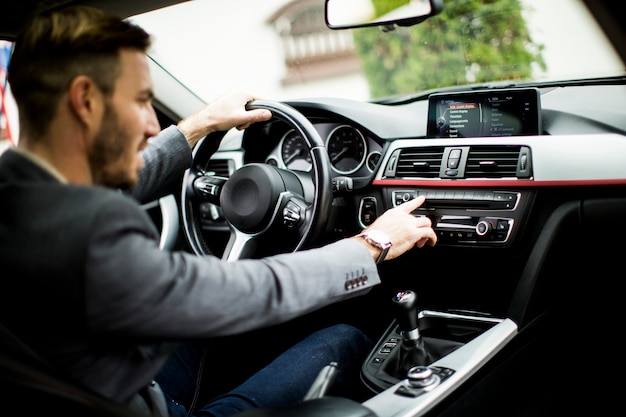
[432, 215, 513, 244]
[359, 188, 529, 247]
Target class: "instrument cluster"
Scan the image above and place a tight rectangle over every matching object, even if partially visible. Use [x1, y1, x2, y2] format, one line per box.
[265, 122, 382, 176]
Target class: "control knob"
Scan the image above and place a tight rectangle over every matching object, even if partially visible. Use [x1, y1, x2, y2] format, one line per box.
[407, 365, 438, 388]
[475, 218, 494, 237]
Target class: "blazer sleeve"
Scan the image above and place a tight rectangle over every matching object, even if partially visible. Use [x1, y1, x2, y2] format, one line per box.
[129, 125, 193, 203]
[84, 195, 381, 338]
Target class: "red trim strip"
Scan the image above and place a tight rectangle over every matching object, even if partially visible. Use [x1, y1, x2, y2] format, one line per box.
[373, 179, 626, 187]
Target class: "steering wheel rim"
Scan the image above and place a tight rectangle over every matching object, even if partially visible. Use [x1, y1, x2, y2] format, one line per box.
[181, 99, 333, 261]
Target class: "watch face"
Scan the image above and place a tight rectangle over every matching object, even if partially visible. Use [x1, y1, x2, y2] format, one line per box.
[367, 230, 391, 247]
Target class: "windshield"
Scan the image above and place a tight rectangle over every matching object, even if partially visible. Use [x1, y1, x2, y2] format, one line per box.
[102, 0, 626, 104]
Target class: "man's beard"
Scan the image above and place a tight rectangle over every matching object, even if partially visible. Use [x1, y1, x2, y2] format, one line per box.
[89, 103, 137, 190]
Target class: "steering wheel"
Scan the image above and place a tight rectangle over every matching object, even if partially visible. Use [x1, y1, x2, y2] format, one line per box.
[181, 100, 333, 261]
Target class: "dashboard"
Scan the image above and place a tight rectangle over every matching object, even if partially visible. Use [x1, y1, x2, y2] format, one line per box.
[198, 82, 626, 254]
[183, 81, 626, 314]
[234, 83, 626, 182]
[260, 87, 544, 177]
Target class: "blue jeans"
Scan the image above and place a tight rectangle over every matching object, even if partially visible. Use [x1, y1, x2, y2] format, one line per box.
[155, 324, 372, 417]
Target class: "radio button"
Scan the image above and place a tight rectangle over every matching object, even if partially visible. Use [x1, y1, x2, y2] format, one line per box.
[494, 192, 516, 201]
[476, 219, 493, 236]
[496, 220, 509, 231]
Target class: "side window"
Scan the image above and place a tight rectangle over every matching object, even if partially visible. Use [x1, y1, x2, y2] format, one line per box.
[1, 40, 17, 151]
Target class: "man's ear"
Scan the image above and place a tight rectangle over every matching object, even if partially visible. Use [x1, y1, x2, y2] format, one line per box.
[68, 75, 103, 130]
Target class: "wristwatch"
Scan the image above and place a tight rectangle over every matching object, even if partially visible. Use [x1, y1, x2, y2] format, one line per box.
[358, 230, 392, 264]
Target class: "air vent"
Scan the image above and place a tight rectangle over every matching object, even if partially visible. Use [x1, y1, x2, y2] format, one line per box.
[206, 159, 233, 177]
[394, 146, 445, 178]
[464, 145, 524, 178]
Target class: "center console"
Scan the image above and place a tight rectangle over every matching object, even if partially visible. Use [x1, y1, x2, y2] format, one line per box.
[360, 291, 518, 417]
[361, 308, 506, 393]
[359, 187, 533, 248]
[354, 88, 541, 415]
[392, 188, 523, 246]
[362, 314, 517, 417]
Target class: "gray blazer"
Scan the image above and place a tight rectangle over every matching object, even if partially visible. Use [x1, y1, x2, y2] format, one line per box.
[0, 126, 379, 404]
[130, 125, 194, 203]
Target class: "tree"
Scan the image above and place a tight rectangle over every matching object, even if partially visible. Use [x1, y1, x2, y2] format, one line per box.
[352, 0, 546, 98]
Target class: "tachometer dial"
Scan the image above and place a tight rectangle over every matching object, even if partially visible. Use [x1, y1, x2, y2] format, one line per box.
[280, 129, 312, 171]
[326, 125, 366, 174]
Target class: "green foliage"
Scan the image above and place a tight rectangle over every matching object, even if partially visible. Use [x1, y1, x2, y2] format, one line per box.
[353, 0, 546, 98]
[371, 0, 408, 17]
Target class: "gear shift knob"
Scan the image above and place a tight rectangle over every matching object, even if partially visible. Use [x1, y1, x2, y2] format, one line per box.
[392, 290, 420, 341]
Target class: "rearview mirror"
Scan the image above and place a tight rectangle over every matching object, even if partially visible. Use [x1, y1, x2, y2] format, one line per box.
[325, 0, 443, 30]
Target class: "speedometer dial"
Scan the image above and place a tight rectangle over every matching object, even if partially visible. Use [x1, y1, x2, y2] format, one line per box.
[280, 129, 312, 171]
[326, 125, 366, 174]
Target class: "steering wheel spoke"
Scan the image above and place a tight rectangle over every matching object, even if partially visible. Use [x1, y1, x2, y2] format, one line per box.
[222, 228, 257, 261]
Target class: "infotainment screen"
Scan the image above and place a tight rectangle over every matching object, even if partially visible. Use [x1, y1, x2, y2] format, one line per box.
[426, 88, 541, 138]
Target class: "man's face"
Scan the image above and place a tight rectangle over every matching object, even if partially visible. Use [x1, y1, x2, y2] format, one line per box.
[89, 49, 160, 189]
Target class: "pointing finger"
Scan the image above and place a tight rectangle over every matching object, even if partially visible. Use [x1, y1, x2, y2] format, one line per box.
[397, 195, 426, 213]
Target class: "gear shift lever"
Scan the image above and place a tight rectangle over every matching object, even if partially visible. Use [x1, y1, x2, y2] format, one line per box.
[372, 290, 464, 388]
[392, 290, 421, 343]
[390, 290, 432, 378]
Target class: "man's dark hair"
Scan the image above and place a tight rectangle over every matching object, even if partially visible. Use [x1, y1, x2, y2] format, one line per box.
[8, 6, 151, 140]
